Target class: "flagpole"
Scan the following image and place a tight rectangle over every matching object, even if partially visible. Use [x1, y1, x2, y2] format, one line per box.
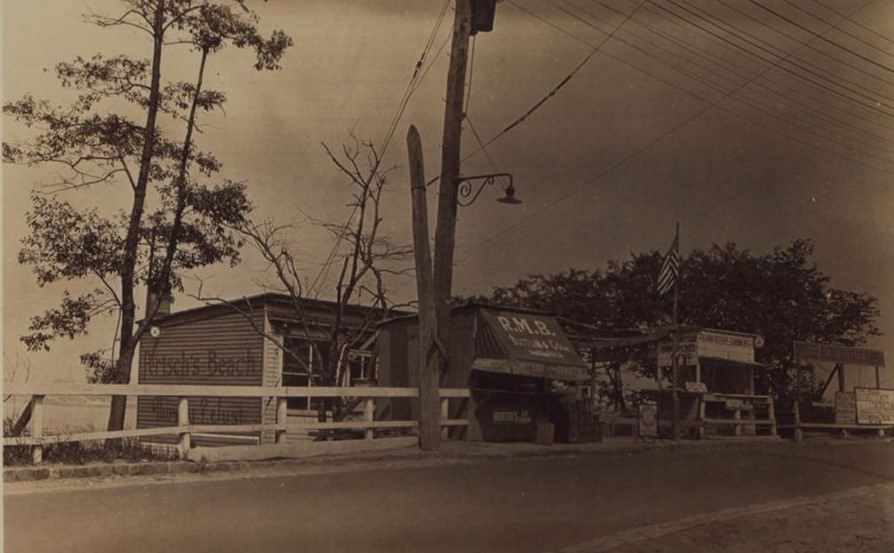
[671, 222, 680, 441]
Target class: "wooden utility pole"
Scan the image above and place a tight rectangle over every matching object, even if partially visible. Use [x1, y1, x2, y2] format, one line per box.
[432, 0, 473, 357]
[408, 125, 441, 451]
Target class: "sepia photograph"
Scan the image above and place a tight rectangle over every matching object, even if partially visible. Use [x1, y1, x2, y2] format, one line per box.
[3, 1, 894, 551]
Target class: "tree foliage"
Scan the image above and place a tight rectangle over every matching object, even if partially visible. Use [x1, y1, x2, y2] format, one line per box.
[489, 239, 881, 399]
[4, 1, 291, 430]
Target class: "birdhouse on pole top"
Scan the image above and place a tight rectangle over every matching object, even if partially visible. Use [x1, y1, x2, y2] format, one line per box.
[470, 0, 497, 35]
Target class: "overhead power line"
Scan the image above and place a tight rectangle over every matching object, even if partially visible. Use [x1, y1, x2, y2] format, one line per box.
[507, 0, 894, 169]
[456, 0, 894, 263]
[746, 0, 894, 77]
[809, 0, 894, 48]
[613, 0, 894, 134]
[652, 0, 894, 115]
[566, 0, 894, 156]
[310, 0, 451, 297]
[487, 0, 648, 150]
[712, 0, 894, 88]
[785, 0, 894, 60]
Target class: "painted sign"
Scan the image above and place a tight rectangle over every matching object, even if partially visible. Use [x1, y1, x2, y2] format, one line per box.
[659, 330, 756, 367]
[855, 388, 894, 425]
[480, 309, 585, 368]
[657, 336, 697, 368]
[834, 392, 857, 425]
[142, 349, 259, 378]
[793, 341, 885, 367]
[493, 410, 533, 424]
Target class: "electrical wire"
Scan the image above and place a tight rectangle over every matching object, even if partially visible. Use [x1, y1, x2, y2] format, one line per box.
[712, 0, 894, 88]
[606, 0, 894, 134]
[560, 0, 894, 156]
[653, 0, 894, 115]
[456, 0, 894, 263]
[746, 0, 894, 76]
[509, 0, 894, 169]
[783, 0, 894, 60]
[310, 0, 451, 297]
[809, 0, 894, 48]
[487, 0, 648, 150]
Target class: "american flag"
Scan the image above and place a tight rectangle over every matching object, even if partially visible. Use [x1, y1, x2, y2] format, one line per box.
[657, 234, 679, 296]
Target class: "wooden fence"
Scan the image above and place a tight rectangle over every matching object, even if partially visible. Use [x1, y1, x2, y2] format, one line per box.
[3, 384, 471, 464]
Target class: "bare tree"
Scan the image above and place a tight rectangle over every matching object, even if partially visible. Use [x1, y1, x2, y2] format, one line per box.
[201, 137, 414, 424]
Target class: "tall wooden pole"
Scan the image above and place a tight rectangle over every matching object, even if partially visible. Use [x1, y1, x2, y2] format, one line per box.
[432, 0, 472, 360]
[408, 125, 441, 451]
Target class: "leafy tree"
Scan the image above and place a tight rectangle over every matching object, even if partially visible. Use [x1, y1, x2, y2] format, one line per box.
[4, 1, 291, 432]
[489, 239, 880, 400]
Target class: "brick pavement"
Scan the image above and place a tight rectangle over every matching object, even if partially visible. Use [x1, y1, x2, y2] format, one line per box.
[555, 482, 894, 553]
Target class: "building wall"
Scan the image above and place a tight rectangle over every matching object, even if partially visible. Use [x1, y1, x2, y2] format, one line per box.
[137, 309, 269, 443]
[260, 314, 284, 444]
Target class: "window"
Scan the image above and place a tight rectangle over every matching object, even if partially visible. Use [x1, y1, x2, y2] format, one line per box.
[282, 338, 329, 410]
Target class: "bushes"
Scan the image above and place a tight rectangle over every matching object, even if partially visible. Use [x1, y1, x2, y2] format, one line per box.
[3, 416, 177, 466]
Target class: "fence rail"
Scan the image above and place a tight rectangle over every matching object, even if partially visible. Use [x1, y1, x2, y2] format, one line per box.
[3, 384, 471, 464]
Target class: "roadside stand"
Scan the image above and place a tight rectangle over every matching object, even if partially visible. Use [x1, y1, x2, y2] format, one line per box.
[377, 302, 592, 443]
[588, 326, 776, 439]
[785, 341, 891, 441]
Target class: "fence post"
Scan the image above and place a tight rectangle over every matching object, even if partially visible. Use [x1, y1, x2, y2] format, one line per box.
[440, 398, 450, 440]
[768, 398, 777, 437]
[177, 397, 190, 459]
[697, 397, 706, 440]
[276, 397, 288, 444]
[793, 401, 803, 443]
[30, 395, 45, 465]
[364, 397, 375, 440]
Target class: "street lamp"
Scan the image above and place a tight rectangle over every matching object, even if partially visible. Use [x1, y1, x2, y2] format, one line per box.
[456, 172, 521, 206]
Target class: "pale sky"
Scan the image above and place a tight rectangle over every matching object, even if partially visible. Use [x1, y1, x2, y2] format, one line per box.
[3, 0, 894, 384]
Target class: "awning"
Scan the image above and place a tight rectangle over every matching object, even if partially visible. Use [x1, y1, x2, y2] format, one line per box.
[698, 356, 764, 371]
[472, 357, 589, 381]
[472, 307, 588, 381]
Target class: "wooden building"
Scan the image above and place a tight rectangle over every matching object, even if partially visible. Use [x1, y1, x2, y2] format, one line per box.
[588, 326, 770, 438]
[136, 293, 401, 445]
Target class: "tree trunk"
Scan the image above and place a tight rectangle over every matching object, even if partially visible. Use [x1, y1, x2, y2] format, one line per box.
[106, 2, 166, 434]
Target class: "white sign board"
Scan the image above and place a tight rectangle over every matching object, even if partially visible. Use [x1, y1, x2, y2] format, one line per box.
[638, 402, 658, 438]
[855, 388, 894, 425]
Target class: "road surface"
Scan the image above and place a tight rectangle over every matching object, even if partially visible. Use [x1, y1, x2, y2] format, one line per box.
[5, 441, 894, 553]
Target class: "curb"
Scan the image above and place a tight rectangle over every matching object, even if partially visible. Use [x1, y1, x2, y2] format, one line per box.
[4, 435, 889, 485]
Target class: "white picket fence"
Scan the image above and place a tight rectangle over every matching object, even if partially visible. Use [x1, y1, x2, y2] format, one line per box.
[3, 383, 470, 464]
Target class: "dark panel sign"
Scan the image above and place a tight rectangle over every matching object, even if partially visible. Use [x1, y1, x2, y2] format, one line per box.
[793, 341, 885, 367]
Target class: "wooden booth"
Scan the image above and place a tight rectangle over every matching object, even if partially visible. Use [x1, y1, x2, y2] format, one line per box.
[377, 303, 590, 443]
[787, 341, 890, 441]
[590, 326, 776, 439]
[137, 293, 398, 446]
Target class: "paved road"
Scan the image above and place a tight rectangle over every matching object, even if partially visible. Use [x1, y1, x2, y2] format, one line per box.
[5, 442, 894, 553]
